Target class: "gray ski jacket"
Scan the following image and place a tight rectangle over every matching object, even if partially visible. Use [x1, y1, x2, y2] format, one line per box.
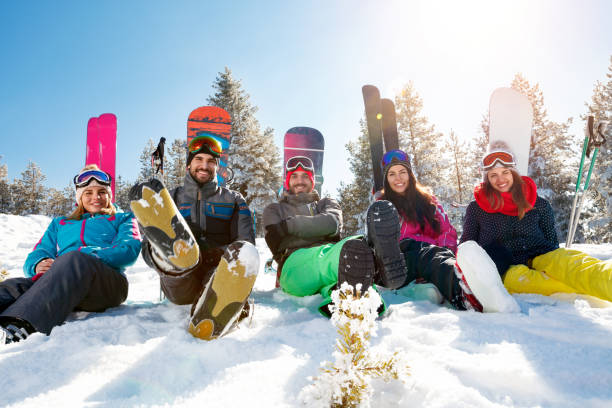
[171, 173, 255, 249]
[262, 191, 342, 265]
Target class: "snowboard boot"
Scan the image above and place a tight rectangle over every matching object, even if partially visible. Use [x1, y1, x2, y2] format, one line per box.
[0, 316, 36, 344]
[188, 241, 259, 341]
[337, 238, 376, 295]
[365, 200, 407, 289]
[455, 241, 520, 313]
[129, 178, 199, 271]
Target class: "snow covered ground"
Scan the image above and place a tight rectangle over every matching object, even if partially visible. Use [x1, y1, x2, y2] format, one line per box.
[1, 213, 612, 408]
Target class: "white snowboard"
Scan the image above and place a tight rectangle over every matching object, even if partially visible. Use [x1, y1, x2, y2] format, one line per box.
[456, 241, 520, 313]
[489, 87, 533, 176]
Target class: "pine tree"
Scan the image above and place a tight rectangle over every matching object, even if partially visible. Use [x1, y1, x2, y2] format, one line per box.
[114, 175, 133, 212]
[12, 161, 47, 215]
[583, 55, 612, 242]
[475, 113, 491, 178]
[336, 120, 373, 236]
[395, 82, 447, 187]
[137, 139, 158, 183]
[442, 130, 476, 231]
[45, 184, 74, 217]
[0, 157, 11, 214]
[207, 67, 281, 234]
[511, 73, 578, 240]
[244, 127, 282, 236]
[166, 138, 187, 191]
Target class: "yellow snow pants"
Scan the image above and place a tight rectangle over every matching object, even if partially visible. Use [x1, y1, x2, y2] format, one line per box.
[503, 248, 612, 302]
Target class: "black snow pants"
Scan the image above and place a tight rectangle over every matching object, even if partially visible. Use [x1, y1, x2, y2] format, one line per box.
[398, 238, 463, 305]
[0, 251, 128, 335]
[141, 240, 222, 305]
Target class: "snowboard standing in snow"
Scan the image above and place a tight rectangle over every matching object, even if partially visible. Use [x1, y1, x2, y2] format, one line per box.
[488, 87, 533, 175]
[187, 106, 232, 186]
[362, 85, 385, 193]
[381, 98, 400, 152]
[86, 113, 117, 201]
[283, 127, 325, 194]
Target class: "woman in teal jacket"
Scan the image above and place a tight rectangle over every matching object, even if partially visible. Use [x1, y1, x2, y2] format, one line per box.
[0, 165, 141, 344]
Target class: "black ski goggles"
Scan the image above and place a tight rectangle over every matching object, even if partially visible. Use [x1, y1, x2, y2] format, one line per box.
[188, 135, 222, 158]
[73, 169, 112, 188]
[286, 156, 314, 173]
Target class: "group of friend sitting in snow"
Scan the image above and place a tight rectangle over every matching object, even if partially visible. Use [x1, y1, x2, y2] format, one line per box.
[2, 134, 611, 344]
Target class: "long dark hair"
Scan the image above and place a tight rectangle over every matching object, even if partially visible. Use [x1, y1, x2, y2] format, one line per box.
[483, 168, 531, 219]
[381, 167, 441, 234]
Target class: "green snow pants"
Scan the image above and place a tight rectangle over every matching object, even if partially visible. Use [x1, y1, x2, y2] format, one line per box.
[280, 236, 386, 317]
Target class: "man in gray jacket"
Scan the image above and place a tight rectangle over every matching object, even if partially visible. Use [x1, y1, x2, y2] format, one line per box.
[130, 135, 257, 340]
[263, 156, 406, 316]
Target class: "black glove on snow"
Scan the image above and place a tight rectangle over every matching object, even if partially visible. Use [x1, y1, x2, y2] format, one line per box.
[265, 220, 289, 254]
[483, 242, 513, 276]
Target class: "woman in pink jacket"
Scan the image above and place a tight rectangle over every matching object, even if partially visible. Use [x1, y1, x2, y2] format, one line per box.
[379, 150, 482, 311]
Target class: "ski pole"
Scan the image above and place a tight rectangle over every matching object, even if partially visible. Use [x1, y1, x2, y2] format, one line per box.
[567, 147, 600, 247]
[565, 125, 590, 248]
[566, 117, 608, 247]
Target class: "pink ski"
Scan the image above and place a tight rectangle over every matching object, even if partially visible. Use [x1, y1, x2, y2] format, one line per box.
[86, 113, 117, 202]
[86, 117, 101, 166]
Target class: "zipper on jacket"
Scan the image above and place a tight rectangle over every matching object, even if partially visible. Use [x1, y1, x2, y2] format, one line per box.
[80, 219, 87, 246]
[196, 190, 202, 226]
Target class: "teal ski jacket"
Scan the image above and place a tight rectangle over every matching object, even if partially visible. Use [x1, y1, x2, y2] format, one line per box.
[23, 212, 142, 277]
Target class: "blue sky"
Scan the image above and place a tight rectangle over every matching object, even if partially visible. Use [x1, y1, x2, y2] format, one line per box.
[1, 0, 611, 197]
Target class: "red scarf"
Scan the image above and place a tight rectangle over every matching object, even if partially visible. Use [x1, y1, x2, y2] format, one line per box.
[474, 176, 537, 216]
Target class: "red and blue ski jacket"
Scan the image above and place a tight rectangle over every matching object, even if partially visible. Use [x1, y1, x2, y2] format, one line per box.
[23, 212, 142, 278]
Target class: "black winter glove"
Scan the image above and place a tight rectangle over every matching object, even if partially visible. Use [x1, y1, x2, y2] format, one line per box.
[265, 220, 289, 254]
[483, 242, 513, 276]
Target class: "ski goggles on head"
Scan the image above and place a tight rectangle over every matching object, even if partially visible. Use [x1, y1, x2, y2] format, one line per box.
[73, 169, 112, 188]
[381, 149, 410, 169]
[188, 135, 222, 157]
[481, 151, 516, 171]
[285, 156, 315, 173]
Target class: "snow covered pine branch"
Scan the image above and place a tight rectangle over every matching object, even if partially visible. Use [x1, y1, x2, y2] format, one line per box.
[300, 282, 410, 408]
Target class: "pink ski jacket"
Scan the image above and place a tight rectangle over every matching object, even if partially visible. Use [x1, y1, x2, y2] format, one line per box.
[397, 196, 458, 253]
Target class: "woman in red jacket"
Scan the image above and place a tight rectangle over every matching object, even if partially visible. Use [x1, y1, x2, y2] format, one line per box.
[460, 142, 612, 305]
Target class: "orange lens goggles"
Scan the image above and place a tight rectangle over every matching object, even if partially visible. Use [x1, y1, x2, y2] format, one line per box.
[188, 135, 222, 157]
